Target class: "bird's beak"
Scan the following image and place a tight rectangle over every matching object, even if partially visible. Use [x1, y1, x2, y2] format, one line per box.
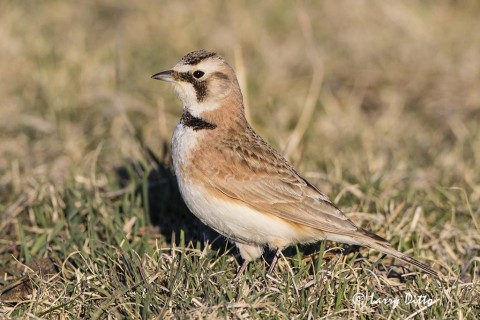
[151, 70, 175, 82]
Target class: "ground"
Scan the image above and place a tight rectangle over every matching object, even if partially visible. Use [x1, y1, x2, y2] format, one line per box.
[0, 1, 479, 319]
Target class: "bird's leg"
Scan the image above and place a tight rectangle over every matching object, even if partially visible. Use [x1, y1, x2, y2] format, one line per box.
[234, 259, 250, 280]
[267, 249, 282, 276]
[234, 243, 263, 280]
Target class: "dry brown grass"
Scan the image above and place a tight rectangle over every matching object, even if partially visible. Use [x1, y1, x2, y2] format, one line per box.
[1, 1, 479, 318]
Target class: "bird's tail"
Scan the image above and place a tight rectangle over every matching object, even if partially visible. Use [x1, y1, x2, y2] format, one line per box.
[358, 229, 440, 279]
[325, 228, 441, 279]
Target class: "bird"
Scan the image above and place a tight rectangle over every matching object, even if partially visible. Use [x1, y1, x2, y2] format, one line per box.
[151, 50, 439, 279]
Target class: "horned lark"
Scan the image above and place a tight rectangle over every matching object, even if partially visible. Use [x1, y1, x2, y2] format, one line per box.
[152, 50, 438, 278]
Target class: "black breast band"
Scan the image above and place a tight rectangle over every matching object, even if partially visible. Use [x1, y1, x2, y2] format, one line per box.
[180, 110, 217, 131]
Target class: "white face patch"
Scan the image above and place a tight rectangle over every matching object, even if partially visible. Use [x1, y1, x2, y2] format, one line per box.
[173, 63, 193, 73]
[173, 56, 224, 74]
[171, 82, 197, 107]
[186, 100, 224, 118]
[171, 82, 221, 118]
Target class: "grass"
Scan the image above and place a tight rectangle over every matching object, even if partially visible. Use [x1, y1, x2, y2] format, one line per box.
[1, 0, 479, 318]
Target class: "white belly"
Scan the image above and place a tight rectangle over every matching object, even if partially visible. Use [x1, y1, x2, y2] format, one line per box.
[172, 124, 321, 248]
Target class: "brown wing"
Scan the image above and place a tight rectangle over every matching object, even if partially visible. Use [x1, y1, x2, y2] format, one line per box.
[197, 125, 359, 234]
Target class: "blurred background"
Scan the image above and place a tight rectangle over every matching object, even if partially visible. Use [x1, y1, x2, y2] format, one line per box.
[1, 0, 479, 254]
[1, 1, 479, 315]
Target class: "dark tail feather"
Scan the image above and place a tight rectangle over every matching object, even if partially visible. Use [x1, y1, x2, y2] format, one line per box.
[359, 229, 440, 279]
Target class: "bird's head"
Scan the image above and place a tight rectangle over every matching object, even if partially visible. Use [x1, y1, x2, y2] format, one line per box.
[152, 50, 242, 118]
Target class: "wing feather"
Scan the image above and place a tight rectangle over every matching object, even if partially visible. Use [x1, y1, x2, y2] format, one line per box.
[197, 125, 359, 234]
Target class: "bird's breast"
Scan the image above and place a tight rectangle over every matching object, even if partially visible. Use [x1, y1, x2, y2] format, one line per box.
[172, 123, 201, 179]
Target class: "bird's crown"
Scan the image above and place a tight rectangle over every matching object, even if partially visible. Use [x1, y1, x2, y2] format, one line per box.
[180, 50, 221, 65]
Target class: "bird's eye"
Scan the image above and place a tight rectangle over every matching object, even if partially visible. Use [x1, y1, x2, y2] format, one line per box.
[193, 70, 205, 79]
